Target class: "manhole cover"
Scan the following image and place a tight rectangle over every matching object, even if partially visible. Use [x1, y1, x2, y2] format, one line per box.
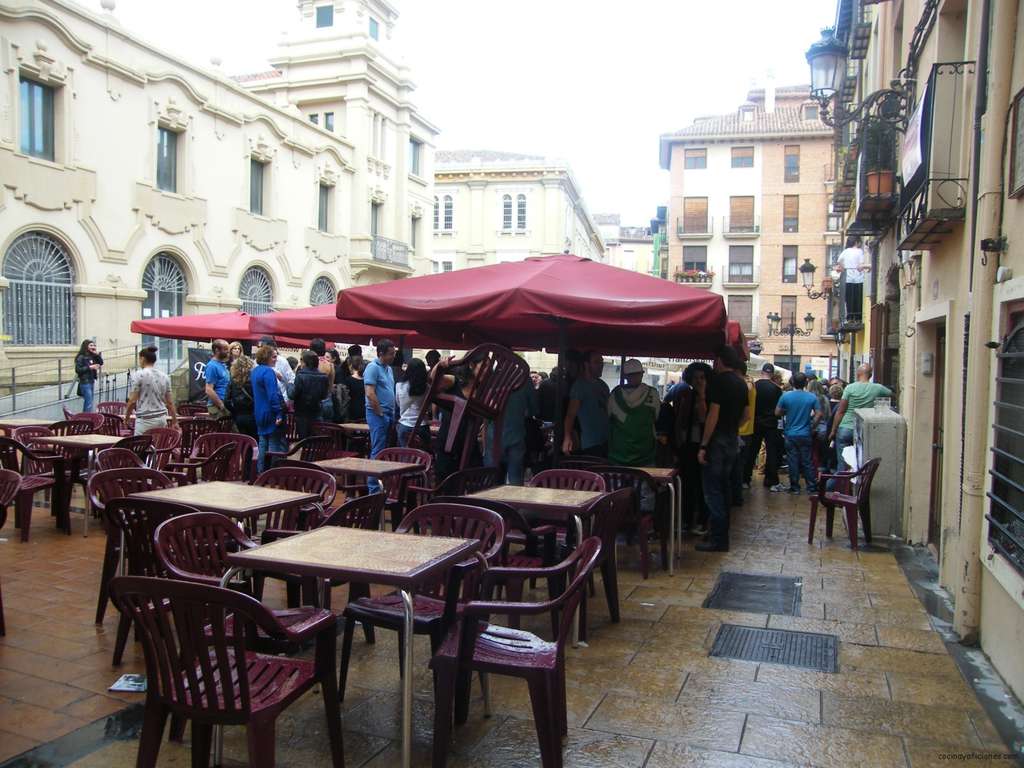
[709, 624, 839, 672]
[703, 572, 803, 616]
[708, 626, 835, 671]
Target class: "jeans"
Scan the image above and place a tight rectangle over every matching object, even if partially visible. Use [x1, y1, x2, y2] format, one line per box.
[80, 382, 95, 413]
[295, 413, 317, 441]
[732, 435, 751, 504]
[701, 433, 739, 548]
[258, 427, 287, 473]
[677, 443, 706, 529]
[747, 427, 782, 487]
[784, 434, 817, 491]
[397, 423, 431, 449]
[490, 441, 527, 486]
[835, 426, 856, 471]
[366, 409, 393, 491]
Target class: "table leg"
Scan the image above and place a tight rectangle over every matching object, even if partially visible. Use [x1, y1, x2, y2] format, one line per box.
[666, 479, 675, 577]
[83, 449, 95, 537]
[572, 514, 587, 649]
[400, 589, 414, 768]
[675, 476, 684, 562]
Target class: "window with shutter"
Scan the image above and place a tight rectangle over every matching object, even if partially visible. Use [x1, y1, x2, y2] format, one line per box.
[783, 245, 798, 283]
[729, 196, 755, 233]
[682, 198, 709, 233]
[728, 296, 753, 335]
[731, 146, 754, 168]
[785, 145, 801, 182]
[780, 296, 798, 325]
[684, 148, 707, 169]
[783, 195, 800, 232]
[728, 246, 754, 282]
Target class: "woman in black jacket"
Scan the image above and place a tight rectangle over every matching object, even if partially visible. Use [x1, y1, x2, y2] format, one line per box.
[74, 339, 104, 412]
[226, 355, 257, 438]
[291, 351, 330, 439]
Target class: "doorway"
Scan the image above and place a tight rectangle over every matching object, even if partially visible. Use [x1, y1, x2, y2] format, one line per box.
[928, 325, 946, 547]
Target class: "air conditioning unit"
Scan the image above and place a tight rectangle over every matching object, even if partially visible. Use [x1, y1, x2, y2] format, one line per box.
[854, 405, 907, 540]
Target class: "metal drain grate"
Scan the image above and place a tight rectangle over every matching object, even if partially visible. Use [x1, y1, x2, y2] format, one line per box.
[709, 624, 839, 672]
[703, 572, 803, 616]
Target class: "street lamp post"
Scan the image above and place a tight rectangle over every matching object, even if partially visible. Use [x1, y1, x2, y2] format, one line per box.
[766, 311, 815, 372]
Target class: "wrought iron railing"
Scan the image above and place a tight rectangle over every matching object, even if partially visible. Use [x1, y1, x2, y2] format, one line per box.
[675, 217, 712, 237]
[370, 236, 410, 267]
[722, 216, 761, 236]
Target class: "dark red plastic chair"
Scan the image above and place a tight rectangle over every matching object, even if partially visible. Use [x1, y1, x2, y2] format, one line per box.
[576, 488, 629, 643]
[167, 442, 237, 484]
[100, 413, 132, 437]
[146, 427, 181, 470]
[253, 466, 336, 532]
[530, 469, 606, 493]
[98, 401, 127, 416]
[153, 512, 327, 650]
[408, 466, 500, 509]
[430, 537, 603, 768]
[809, 457, 881, 550]
[338, 503, 506, 702]
[172, 433, 255, 483]
[95, 448, 146, 471]
[178, 417, 218, 459]
[88, 468, 176, 627]
[0, 468, 23, 634]
[65, 412, 104, 431]
[0, 436, 65, 541]
[433, 495, 559, 629]
[265, 434, 350, 468]
[412, 344, 529, 471]
[113, 434, 154, 462]
[108, 576, 343, 768]
[371, 446, 432, 528]
[558, 456, 607, 469]
[593, 466, 668, 578]
[176, 402, 208, 417]
[102, 498, 199, 665]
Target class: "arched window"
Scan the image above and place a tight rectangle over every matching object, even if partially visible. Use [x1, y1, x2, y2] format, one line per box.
[433, 196, 439, 231]
[502, 194, 513, 230]
[516, 193, 527, 230]
[310, 276, 336, 306]
[239, 266, 274, 315]
[443, 195, 453, 230]
[2, 231, 74, 345]
[142, 253, 188, 361]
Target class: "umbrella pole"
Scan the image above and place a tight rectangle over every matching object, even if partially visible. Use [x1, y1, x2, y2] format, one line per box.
[619, 355, 626, 386]
[554, 322, 566, 467]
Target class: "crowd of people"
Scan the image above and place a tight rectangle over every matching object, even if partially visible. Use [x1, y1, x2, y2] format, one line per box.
[113, 333, 892, 555]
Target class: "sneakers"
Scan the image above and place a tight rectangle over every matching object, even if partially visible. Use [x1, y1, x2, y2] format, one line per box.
[691, 525, 708, 536]
[788, 487, 801, 495]
[769, 484, 786, 493]
[742, 482, 751, 490]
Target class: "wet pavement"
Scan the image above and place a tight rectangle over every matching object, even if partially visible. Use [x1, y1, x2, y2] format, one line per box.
[0, 486, 1019, 767]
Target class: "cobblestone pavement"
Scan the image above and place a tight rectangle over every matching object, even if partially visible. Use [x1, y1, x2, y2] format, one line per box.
[0, 487, 1014, 767]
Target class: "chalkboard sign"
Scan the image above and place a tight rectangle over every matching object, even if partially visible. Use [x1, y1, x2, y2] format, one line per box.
[187, 348, 213, 403]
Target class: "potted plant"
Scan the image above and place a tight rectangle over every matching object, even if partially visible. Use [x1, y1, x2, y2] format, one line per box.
[863, 121, 896, 196]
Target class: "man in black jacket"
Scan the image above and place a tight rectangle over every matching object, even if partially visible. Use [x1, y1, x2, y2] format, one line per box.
[291, 351, 329, 440]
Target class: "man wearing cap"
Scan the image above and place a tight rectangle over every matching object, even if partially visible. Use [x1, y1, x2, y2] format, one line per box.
[608, 358, 661, 467]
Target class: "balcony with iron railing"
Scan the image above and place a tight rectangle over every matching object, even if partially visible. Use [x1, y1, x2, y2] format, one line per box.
[370, 235, 410, 266]
[722, 216, 761, 239]
[675, 216, 713, 239]
[848, 119, 900, 236]
[897, 61, 974, 250]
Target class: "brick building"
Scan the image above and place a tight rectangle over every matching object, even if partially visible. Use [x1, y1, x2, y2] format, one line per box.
[659, 85, 841, 373]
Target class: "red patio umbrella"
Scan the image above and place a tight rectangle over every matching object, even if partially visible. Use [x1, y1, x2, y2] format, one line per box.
[248, 304, 454, 350]
[130, 311, 314, 348]
[336, 254, 732, 358]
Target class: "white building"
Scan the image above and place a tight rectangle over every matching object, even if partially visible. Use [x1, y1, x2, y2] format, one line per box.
[431, 150, 604, 273]
[0, 0, 436, 367]
[594, 214, 656, 275]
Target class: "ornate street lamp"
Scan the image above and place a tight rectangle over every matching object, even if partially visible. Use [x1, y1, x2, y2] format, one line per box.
[805, 28, 911, 129]
[766, 311, 815, 371]
[799, 258, 836, 300]
[806, 29, 847, 103]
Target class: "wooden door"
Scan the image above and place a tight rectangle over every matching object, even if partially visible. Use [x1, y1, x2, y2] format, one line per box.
[928, 326, 946, 547]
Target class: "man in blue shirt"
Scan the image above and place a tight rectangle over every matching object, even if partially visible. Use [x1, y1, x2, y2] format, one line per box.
[364, 338, 397, 491]
[204, 339, 231, 421]
[486, 373, 538, 485]
[561, 351, 610, 456]
[775, 372, 820, 494]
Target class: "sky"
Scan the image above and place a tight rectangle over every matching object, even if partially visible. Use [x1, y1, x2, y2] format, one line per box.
[90, 0, 835, 226]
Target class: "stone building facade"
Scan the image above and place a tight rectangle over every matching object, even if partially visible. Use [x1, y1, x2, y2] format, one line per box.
[0, 0, 436, 367]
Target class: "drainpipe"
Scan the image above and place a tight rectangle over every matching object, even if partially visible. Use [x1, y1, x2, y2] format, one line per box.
[953, 0, 1014, 642]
